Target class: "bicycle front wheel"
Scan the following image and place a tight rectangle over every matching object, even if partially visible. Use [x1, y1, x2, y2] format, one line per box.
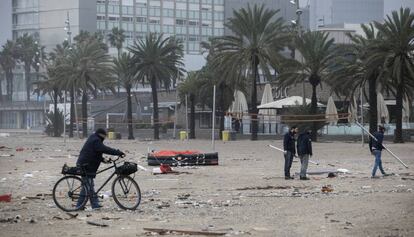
[111, 175, 141, 210]
[52, 176, 88, 212]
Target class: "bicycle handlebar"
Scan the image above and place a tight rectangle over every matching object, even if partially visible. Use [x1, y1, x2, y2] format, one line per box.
[106, 155, 123, 164]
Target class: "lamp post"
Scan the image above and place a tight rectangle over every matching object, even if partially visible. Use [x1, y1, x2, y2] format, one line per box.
[63, 12, 73, 141]
[290, 0, 306, 105]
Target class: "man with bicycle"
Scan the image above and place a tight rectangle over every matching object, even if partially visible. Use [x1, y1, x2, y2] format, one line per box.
[76, 128, 125, 209]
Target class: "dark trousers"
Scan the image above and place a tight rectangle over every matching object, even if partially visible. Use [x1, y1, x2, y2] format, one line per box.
[76, 176, 100, 209]
[284, 151, 294, 177]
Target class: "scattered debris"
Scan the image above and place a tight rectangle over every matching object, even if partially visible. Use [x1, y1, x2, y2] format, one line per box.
[16, 147, 24, 152]
[25, 160, 35, 163]
[65, 213, 78, 219]
[0, 133, 10, 137]
[23, 173, 34, 178]
[236, 185, 291, 191]
[102, 217, 121, 220]
[327, 173, 337, 178]
[156, 201, 170, 209]
[0, 194, 12, 202]
[321, 185, 334, 193]
[0, 154, 14, 157]
[143, 228, 226, 236]
[86, 221, 109, 227]
[177, 193, 191, 200]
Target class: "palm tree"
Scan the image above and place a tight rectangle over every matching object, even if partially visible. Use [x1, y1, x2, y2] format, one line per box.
[58, 38, 112, 138]
[16, 33, 38, 101]
[212, 4, 289, 140]
[108, 27, 126, 96]
[129, 33, 184, 140]
[113, 52, 136, 139]
[108, 27, 125, 58]
[329, 24, 386, 134]
[200, 39, 235, 139]
[178, 72, 201, 139]
[0, 40, 19, 101]
[370, 8, 414, 143]
[49, 42, 78, 137]
[278, 31, 335, 141]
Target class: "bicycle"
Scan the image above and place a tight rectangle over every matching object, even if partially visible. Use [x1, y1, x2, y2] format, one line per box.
[52, 156, 141, 212]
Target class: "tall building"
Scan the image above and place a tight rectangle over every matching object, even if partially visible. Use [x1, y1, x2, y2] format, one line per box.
[223, 0, 298, 35]
[96, 0, 225, 55]
[308, 0, 414, 30]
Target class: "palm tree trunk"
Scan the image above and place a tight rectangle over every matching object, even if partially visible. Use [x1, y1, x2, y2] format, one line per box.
[368, 76, 378, 134]
[0, 76, 3, 103]
[310, 84, 318, 141]
[6, 71, 13, 101]
[150, 76, 159, 140]
[25, 64, 31, 101]
[218, 84, 225, 139]
[81, 90, 88, 138]
[53, 88, 59, 137]
[69, 88, 75, 138]
[394, 83, 404, 143]
[126, 84, 134, 140]
[189, 94, 196, 139]
[250, 56, 259, 141]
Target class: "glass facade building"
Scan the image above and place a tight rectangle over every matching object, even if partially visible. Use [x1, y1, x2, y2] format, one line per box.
[97, 0, 225, 54]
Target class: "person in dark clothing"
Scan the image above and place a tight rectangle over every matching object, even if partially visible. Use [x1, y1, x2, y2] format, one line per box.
[297, 129, 313, 180]
[369, 125, 389, 178]
[76, 128, 125, 209]
[283, 126, 298, 179]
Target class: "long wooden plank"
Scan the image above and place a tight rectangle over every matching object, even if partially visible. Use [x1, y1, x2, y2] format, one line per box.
[143, 228, 226, 236]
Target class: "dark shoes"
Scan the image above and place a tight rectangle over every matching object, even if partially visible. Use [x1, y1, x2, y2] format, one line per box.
[300, 177, 310, 180]
[285, 176, 294, 180]
[92, 204, 103, 210]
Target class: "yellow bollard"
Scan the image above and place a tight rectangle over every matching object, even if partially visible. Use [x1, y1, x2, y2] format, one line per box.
[108, 132, 115, 140]
[222, 130, 230, 141]
[179, 131, 187, 140]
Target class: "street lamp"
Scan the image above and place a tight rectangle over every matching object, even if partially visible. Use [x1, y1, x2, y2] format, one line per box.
[290, 0, 306, 105]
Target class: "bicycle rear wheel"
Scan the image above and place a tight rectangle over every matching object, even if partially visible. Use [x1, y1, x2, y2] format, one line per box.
[111, 175, 141, 210]
[53, 176, 88, 212]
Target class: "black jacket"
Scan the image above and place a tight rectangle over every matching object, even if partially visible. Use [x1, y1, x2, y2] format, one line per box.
[297, 132, 313, 156]
[76, 133, 123, 176]
[283, 132, 296, 154]
[369, 131, 385, 152]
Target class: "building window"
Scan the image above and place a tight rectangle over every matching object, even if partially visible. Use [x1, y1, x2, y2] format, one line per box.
[176, 19, 186, 25]
[214, 12, 224, 21]
[201, 11, 212, 20]
[136, 7, 147, 16]
[162, 25, 174, 33]
[149, 8, 161, 17]
[188, 26, 198, 35]
[214, 0, 224, 5]
[163, 9, 174, 17]
[202, 0, 212, 4]
[188, 10, 200, 19]
[214, 28, 224, 36]
[97, 4, 105, 13]
[176, 26, 186, 34]
[201, 27, 212, 35]
[136, 17, 146, 23]
[188, 20, 198, 26]
[175, 9, 186, 18]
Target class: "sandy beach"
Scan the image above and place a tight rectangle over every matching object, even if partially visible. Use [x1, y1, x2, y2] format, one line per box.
[0, 133, 413, 237]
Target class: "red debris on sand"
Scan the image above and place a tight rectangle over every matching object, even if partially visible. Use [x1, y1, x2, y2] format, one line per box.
[0, 194, 11, 202]
[160, 164, 172, 173]
[16, 147, 24, 152]
[151, 150, 200, 157]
